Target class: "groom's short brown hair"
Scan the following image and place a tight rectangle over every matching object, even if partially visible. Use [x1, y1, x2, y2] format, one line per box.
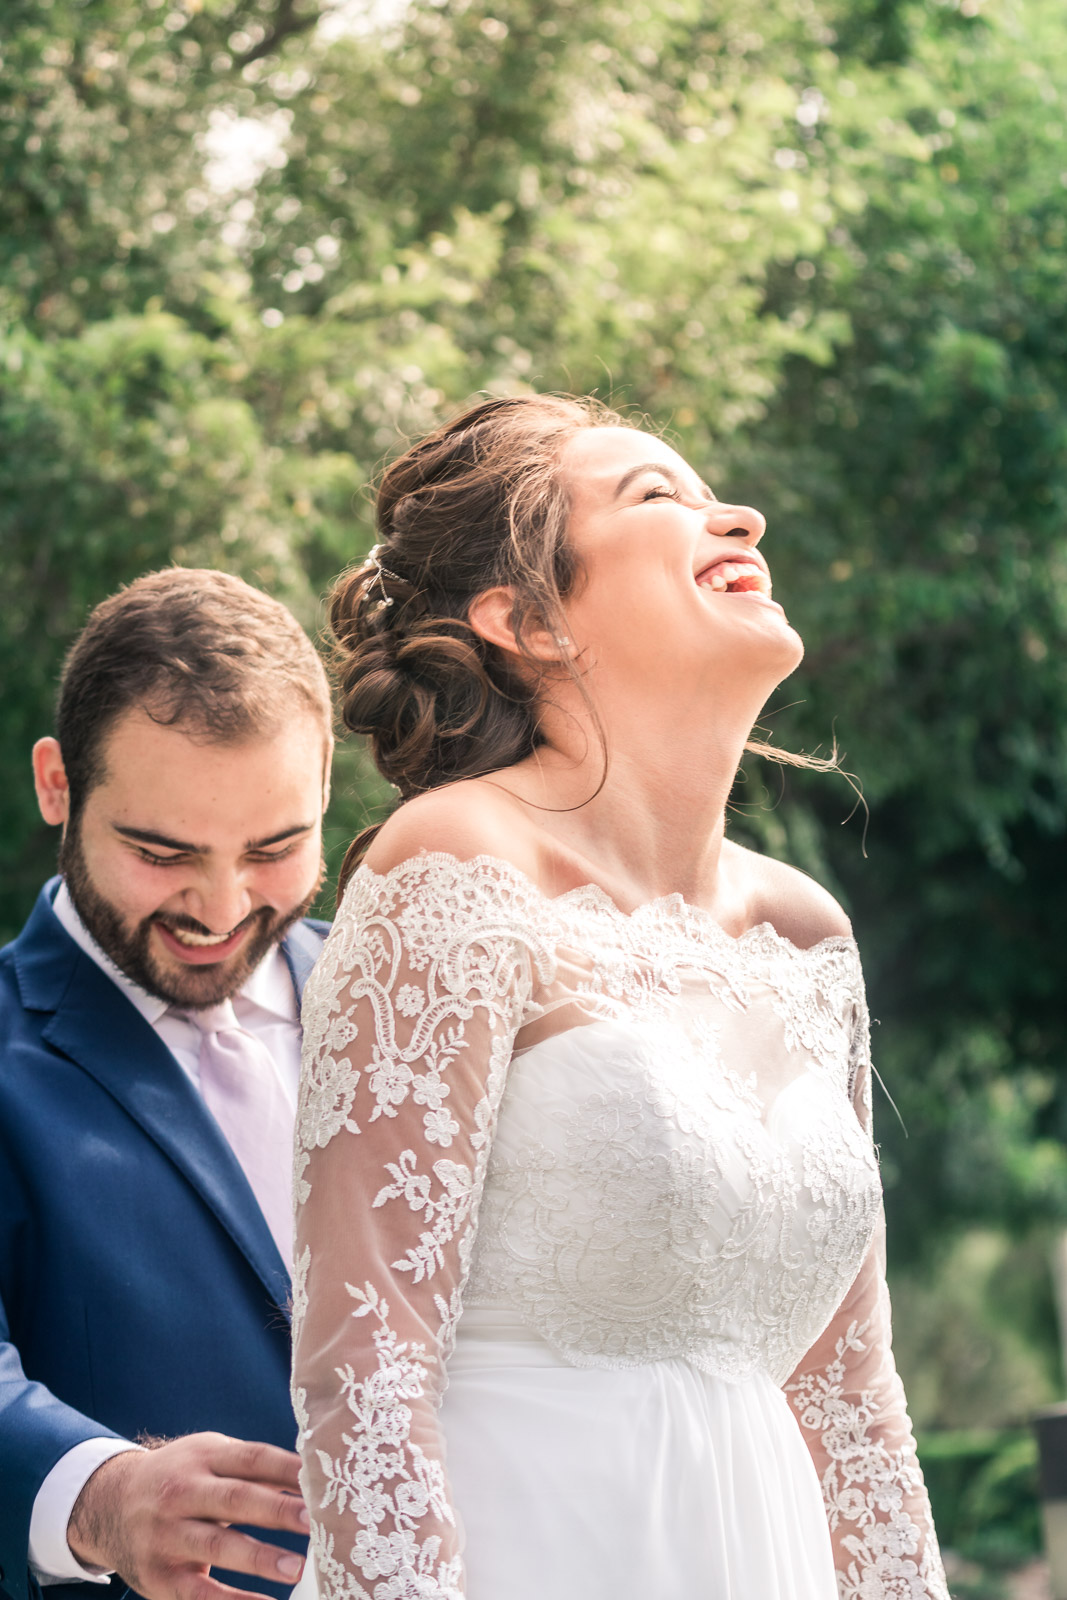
[56, 568, 332, 819]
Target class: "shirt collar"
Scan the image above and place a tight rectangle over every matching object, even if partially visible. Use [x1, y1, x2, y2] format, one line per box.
[235, 942, 299, 1023]
[51, 881, 298, 1027]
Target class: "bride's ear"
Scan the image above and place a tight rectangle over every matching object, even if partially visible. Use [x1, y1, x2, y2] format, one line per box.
[468, 587, 563, 663]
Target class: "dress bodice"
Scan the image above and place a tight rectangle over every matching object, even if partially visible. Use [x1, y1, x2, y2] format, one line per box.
[459, 885, 882, 1385]
[292, 853, 947, 1600]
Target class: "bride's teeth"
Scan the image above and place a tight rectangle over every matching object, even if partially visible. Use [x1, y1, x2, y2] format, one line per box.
[699, 560, 769, 592]
[730, 570, 771, 594]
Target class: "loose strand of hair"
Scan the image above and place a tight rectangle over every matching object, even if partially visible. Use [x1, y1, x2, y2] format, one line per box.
[743, 736, 869, 855]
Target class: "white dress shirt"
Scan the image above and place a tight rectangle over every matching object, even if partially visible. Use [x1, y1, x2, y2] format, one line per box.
[29, 883, 302, 1584]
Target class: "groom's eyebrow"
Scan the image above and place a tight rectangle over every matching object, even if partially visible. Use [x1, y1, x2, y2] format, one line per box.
[245, 823, 314, 850]
[114, 824, 205, 853]
[113, 822, 314, 853]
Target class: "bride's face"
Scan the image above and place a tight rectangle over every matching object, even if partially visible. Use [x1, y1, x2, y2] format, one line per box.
[557, 427, 803, 689]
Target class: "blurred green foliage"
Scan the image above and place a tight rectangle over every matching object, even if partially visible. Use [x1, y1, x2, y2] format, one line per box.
[919, 1427, 1043, 1592]
[3, 6, 1067, 1516]
[893, 1231, 1061, 1433]
[725, 0, 1067, 1283]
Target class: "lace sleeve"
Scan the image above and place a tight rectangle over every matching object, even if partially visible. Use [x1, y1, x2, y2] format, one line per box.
[291, 858, 543, 1600]
[785, 997, 950, 1600]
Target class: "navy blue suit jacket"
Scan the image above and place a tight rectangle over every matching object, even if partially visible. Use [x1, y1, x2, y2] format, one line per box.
[0, 882, 328, 1600]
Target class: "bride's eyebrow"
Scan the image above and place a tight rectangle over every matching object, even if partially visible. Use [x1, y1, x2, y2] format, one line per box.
[613, 463, 717, 501]
[612, 462, 682, 497]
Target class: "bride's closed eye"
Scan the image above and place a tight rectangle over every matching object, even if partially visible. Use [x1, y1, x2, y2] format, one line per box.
[641, 483, 718, 508]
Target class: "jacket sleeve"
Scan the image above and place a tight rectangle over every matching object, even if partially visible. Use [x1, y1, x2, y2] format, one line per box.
[785, 1002, 950, 1600]
[291, 858, 538, 1600]
[0, 1300, 124, 1600]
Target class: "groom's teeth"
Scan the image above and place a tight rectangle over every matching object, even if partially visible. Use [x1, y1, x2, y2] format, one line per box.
[170, 927, 234, 946]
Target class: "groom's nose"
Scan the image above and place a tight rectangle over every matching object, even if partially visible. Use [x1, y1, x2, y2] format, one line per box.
[181, 870, 255, 936]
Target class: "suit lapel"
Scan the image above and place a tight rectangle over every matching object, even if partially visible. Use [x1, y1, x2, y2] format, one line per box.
[18, 891, 292, 1312]
[17, 891, 329, 1317]
[280, 918, 327, 1002]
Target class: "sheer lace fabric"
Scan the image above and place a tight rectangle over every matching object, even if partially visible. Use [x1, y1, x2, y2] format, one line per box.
[292, 853, 947, 1600]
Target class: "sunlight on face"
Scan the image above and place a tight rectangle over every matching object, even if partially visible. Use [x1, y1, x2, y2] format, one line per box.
[557, 427, 802, 685]
[62, 708, 328, 1008]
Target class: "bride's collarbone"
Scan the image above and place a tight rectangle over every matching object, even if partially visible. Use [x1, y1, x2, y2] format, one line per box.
[364, 785, 850, 952]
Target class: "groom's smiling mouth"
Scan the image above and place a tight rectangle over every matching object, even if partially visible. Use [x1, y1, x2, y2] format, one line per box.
[152, 912, 259, 965]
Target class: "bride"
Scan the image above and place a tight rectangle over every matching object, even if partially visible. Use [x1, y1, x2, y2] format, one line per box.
[290, 394, 948, 1600]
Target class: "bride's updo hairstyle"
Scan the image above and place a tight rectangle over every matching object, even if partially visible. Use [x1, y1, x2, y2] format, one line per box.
[330, 394, 623, 892]
[330, 392, 843, 896]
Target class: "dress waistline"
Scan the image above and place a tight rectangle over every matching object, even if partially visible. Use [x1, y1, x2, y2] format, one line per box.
[450, 1303, 780, 1385]
[450, 1304, 564, 1369]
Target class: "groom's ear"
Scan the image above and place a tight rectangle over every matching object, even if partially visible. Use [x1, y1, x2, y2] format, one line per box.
[33, 737, 71, 828]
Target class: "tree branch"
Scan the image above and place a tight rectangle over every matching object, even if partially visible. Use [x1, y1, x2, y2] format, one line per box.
[233, 0, 324, 69]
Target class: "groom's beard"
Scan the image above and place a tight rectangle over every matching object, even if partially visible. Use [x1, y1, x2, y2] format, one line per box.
[59, 820, 322, 1010]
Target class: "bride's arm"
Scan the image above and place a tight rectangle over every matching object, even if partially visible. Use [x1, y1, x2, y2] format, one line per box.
[786, 998, 950, 1600]
[291, 853, 539, 1600]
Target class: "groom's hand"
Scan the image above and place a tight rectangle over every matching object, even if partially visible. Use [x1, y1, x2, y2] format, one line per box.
[67, 1432, 309, 1600]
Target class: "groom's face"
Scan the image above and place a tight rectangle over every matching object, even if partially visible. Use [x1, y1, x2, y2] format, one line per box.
[54, 706, 328, 1009]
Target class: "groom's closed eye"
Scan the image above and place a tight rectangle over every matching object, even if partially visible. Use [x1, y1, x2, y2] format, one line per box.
[113, 821, 314, 864]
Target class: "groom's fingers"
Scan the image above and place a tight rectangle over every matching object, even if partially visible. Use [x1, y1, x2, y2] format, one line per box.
[181, 1520, 306, 1587]
[205, 1436, 305, 1493]
[68, 1431, 309, 1600]
[195, 1478, 311, 1538]
[189, 1437, 309, 1540]
[174, 1583, 296, 1600]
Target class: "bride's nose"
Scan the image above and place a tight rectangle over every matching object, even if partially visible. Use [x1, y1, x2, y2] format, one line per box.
[705, 504, 766, 545]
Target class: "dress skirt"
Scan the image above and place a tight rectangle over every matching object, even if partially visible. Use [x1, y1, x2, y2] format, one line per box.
[440, 1307, 839, 1600]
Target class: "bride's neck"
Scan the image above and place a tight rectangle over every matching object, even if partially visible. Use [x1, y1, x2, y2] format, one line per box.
[509, 674, 770, 907]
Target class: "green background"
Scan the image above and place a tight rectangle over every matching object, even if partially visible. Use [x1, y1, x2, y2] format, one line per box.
[3, 0, 1066, 1588]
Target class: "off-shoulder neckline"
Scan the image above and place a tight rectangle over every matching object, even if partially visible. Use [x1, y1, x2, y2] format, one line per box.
[352, 850, 859, 961]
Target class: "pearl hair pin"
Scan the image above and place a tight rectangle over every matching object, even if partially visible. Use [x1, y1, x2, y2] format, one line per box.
[365, 544, 405, 612]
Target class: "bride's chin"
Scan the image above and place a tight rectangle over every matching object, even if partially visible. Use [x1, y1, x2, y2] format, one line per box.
[779, 625, 805, 667]
[736, 635, 805, 696]
[771, 637, 805, 682]
[738, 613, 805, 671]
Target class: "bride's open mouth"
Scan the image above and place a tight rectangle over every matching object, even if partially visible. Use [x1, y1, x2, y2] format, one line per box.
[695, 552, 773, 597]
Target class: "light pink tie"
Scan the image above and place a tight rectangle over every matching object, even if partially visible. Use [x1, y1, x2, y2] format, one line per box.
[190, 1001, 294, 1270]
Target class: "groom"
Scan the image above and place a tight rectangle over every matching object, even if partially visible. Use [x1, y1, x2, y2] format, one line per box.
[0, 570, 334, 1600]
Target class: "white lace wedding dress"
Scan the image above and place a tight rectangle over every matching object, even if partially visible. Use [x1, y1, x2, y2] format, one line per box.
[291, 853, 948, 1600]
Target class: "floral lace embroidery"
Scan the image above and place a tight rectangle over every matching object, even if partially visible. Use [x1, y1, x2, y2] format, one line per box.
[321, 1282, 461, 1598]
[293, 853, 945, 1600]
[464, 1015, 883, 1383]
[294, 863, 537, 1599]
[787, 1317, 950, 1600]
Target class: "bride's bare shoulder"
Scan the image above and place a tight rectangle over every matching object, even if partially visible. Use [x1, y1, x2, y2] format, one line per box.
[362, 779, 543, 882]
[725, 839, 853, 949]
